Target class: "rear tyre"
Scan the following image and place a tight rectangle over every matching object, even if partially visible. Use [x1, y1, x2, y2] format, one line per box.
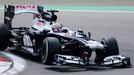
[41, 37, 60, 65]
[101, 37, 119, 57]
[0, 23, 10, 50]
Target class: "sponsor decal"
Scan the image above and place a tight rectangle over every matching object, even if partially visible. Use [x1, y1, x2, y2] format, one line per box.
[37, 21, 46, 27]
[23, 35, 33, 47]
[14, 5, 38, 14]
[15, 5, 36, 9]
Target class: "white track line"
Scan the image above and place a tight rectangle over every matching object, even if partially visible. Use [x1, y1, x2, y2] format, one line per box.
[0, 62, 12, 74]
[0, 51, 26, 75]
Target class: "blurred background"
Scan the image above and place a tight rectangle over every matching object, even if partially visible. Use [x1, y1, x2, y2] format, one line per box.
[0, 0, 134, 6]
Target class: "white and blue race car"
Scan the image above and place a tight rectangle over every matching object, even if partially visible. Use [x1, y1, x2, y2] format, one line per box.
[0, 5, 131, 67]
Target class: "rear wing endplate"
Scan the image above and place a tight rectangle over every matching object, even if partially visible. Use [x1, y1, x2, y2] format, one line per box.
[4, 5, 44, 29]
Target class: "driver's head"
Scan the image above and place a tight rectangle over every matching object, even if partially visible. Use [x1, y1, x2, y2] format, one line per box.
[51, 23, 63, 32]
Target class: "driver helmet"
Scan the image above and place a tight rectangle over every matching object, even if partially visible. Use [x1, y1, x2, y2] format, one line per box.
[51, 23, 63, 32]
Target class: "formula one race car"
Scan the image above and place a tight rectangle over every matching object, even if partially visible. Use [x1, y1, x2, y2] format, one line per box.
[0, 5, 131, 67]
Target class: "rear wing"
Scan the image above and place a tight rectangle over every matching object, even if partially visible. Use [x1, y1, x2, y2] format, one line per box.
[4, 5, 44, 29]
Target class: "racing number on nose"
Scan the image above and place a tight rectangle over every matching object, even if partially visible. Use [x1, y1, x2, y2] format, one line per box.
[23, 35, 33, 47]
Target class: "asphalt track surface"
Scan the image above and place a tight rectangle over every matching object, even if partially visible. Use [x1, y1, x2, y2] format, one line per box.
[0, 0, 134, 75]
[0, 9, 134, 75]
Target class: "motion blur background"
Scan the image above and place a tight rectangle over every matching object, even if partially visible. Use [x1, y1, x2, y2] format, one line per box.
[0, 0, 134, 6]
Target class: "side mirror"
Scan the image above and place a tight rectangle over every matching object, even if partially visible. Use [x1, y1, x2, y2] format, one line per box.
[51, 15, 57, 22]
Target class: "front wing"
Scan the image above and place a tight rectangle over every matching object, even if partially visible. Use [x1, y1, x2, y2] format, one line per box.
[53, 54, 131, 67]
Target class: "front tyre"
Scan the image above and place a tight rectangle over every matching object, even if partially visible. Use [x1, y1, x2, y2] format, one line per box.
[101, 37, 119, 57]
[41, 37, 60, 65]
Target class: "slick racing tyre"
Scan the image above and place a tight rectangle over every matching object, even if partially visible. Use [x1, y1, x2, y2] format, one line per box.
[101, 37, 119, 57]
[41, 37, 60, 65]
[0, 23, 10, 50]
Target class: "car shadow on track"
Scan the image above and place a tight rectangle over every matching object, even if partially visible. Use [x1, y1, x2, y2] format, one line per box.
[8, 50, 42, 64]
[8, 50, 132, 73]
[45, 65, 113, 72]
[45, 63, 131, 73]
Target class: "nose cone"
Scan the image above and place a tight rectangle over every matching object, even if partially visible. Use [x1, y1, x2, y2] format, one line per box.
[87, 40, 104, 50]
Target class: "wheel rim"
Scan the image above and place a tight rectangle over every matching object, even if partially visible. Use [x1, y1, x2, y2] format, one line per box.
[94, 40, 106, 63]
[101, 39, 107, 52]
[41, 41, 48, 63]
[101, 40, 106, 45]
